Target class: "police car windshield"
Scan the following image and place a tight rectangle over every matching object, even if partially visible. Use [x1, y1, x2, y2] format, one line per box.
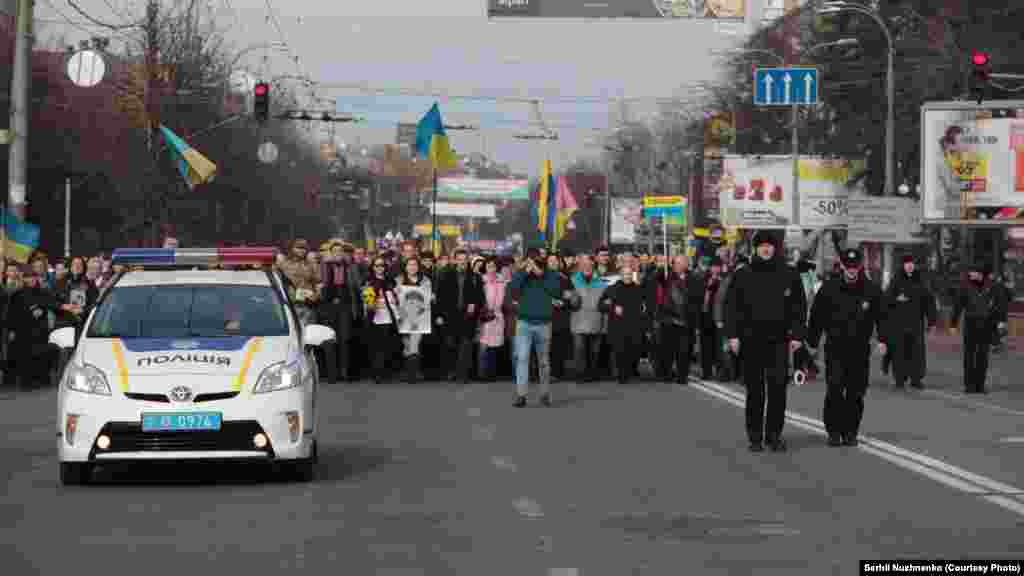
[87, 285, 288, 338]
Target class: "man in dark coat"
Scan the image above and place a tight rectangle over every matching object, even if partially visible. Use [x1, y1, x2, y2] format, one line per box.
[807, 247, 887, 446]
[725, 231, 807, 452]
[436, 248, 486, 383]
[318, 242, 363, 383]
[951, 261, 1006, 394]
[884, 254, 937, 389]
[7, 270, 64, 389]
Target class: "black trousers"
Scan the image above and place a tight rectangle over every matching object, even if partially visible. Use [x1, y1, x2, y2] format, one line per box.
[573, 333, 602, 381]
[612, 335, 639, 384]
[963, 318, 992, 393]
[447, 332, 475, 381]
[823, 343, 869, 440]
[700, 316, 719, 379]
[660, 323, 691, 383]
[367, 324, 398, 382]
[741, 339, 789, 444]
[889, 329, 924, 386]
[550, 328, 572, 379]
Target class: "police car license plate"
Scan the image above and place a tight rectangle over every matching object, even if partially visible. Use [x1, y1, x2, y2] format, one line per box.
[141, 412, 222, 432]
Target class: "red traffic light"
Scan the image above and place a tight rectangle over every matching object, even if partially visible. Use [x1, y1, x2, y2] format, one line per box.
[254, 83, 268, 96]
[972, 52, 990, 67]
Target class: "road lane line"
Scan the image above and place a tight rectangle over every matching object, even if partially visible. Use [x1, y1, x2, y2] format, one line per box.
[491, 456, 518, 472]
[686, 379, 1024, 518]
[922, 389, 1024, 417]
[1001, 437, 1024, 443]
[695, 378, 1024, 497]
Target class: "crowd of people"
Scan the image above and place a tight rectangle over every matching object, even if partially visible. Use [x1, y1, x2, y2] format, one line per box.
[0, 233, 1012, 451]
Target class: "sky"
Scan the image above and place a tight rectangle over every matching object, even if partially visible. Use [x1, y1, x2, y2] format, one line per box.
[33, 0, 754, 175]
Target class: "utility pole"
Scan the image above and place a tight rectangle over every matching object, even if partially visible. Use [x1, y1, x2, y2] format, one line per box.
[7, 0, 34, 220]
[144, 0, 161, 246]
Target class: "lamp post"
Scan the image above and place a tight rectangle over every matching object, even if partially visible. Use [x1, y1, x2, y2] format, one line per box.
[819, 0, 896, 285]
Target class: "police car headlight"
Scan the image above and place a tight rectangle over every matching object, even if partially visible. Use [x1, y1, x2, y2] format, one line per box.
[253, 360, 301, 394]
[64, 363, 112, 396]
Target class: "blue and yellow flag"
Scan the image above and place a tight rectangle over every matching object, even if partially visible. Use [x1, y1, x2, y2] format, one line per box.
[1, 210, 40, 263]
[536, 159, 556, 242]
[415, 103, 457, 170]
[159, 125, 217, 190]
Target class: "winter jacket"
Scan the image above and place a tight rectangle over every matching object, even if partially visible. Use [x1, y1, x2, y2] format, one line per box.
[725, 257, 807, 343]
[884, 271, 937, 335]
[657, 270, 702, 328]
[952, 281, 1005, 326]
[570, 271, 608, 335]
[598, 280, 647, 343]
[808, 274, 886, 349]
[508, 270, 561, 325]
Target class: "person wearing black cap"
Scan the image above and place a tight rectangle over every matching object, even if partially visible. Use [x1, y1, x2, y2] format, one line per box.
[725, 231, 807, 452]
[883, 254, 937, 389]
[807, 246, 887, 447]
[951, 261, 1006, 394]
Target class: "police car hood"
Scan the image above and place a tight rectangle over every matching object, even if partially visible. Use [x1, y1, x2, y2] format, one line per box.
[82, 336, 294, 392]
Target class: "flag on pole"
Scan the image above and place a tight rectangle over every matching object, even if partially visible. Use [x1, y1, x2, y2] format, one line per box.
[159, 125, 217, 190]
[536, 159, 555, 241]
[553, 175, 578, 246]
[415, 103, 457, 170]
[1, 209, 40, 263]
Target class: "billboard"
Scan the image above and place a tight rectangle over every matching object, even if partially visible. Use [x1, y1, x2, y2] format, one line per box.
[487, 0, 745, 19]
[436, 178, 530, 201]
[921, 101, 1024, 224]
[611, 198, 643, 243]
[847, 197, 927, 245]
[429, 202, 497, 218]
[717, 156, 867, 228]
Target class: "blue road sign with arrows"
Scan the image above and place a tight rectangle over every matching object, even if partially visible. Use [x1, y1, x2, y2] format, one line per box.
[754, 67, 819, 106]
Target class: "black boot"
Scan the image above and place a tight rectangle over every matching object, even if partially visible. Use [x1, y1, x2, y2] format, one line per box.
[406, 355, 421, 383]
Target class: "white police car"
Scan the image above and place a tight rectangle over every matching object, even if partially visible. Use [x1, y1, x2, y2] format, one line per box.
[49, 247, 335, 485]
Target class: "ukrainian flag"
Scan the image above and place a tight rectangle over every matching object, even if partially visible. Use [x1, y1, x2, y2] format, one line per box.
[415, 103, 457, 170]
[536, 159, 555, 242]
[1, 211, 40, 263]
[159, 125, 217, 190]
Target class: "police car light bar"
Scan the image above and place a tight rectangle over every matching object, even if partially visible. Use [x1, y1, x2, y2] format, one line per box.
[111, 247, 278, 267]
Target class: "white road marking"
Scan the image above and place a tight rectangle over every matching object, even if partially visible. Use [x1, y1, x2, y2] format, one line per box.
[467, 407, 481, 418]
[922, 389, 1024, 417]
[1001, 437, 1024, 444]
[549, 569, 579, 576]
[687, 378, 1024, 518]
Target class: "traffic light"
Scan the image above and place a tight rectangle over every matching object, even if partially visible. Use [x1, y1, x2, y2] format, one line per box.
[253, 82, 270, 122]
[970, 51, 992, 104]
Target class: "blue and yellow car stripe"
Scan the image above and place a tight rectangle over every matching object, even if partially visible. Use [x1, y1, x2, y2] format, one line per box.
[234, 337, 263, 394]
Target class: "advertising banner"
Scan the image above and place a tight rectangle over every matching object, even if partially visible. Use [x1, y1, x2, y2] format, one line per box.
[436, 177, 530, 201]
[414, 224, 462, 237]
[429, 202, 497, 218]
[847, 197, 927, 245]
[921, 102, 1024, 223]
[487, 0, 745, 19]
[643, 195, 687, 227]
[717, 155, 866, 228]
[611, 198, 643, 243]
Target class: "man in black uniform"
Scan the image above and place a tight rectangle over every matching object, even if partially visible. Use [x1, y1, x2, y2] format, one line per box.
[726, 231, 807, 452]
[884, 254, 936, 389]
[807, 247, 887, 446]
[952, 261, 1006, 394]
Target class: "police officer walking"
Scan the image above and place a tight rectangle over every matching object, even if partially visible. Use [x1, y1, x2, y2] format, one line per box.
[725, 231, 807, 452]
[952, 261, 1006, 394]
[884, 254, 936, 389]
[807, 247, 887, 447]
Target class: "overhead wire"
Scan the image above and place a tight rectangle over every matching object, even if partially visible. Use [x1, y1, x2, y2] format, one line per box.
[321, 81, 692, 105]
[65, 0, 140, 29]
[262, 0, 317, 110]
[38, 0, 137, 44]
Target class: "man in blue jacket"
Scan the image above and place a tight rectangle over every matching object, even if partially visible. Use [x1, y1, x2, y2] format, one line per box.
[508, 247, 564, 407]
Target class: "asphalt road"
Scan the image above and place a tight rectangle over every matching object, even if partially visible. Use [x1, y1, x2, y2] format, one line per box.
[2, 373, 1023, 575]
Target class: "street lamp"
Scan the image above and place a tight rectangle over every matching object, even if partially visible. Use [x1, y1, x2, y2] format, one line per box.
[819, 0, 896, 284]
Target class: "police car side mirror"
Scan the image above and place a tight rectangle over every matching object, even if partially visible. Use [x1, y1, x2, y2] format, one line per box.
[303, 324, 335, 347]
[49, 326, 77, 350]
